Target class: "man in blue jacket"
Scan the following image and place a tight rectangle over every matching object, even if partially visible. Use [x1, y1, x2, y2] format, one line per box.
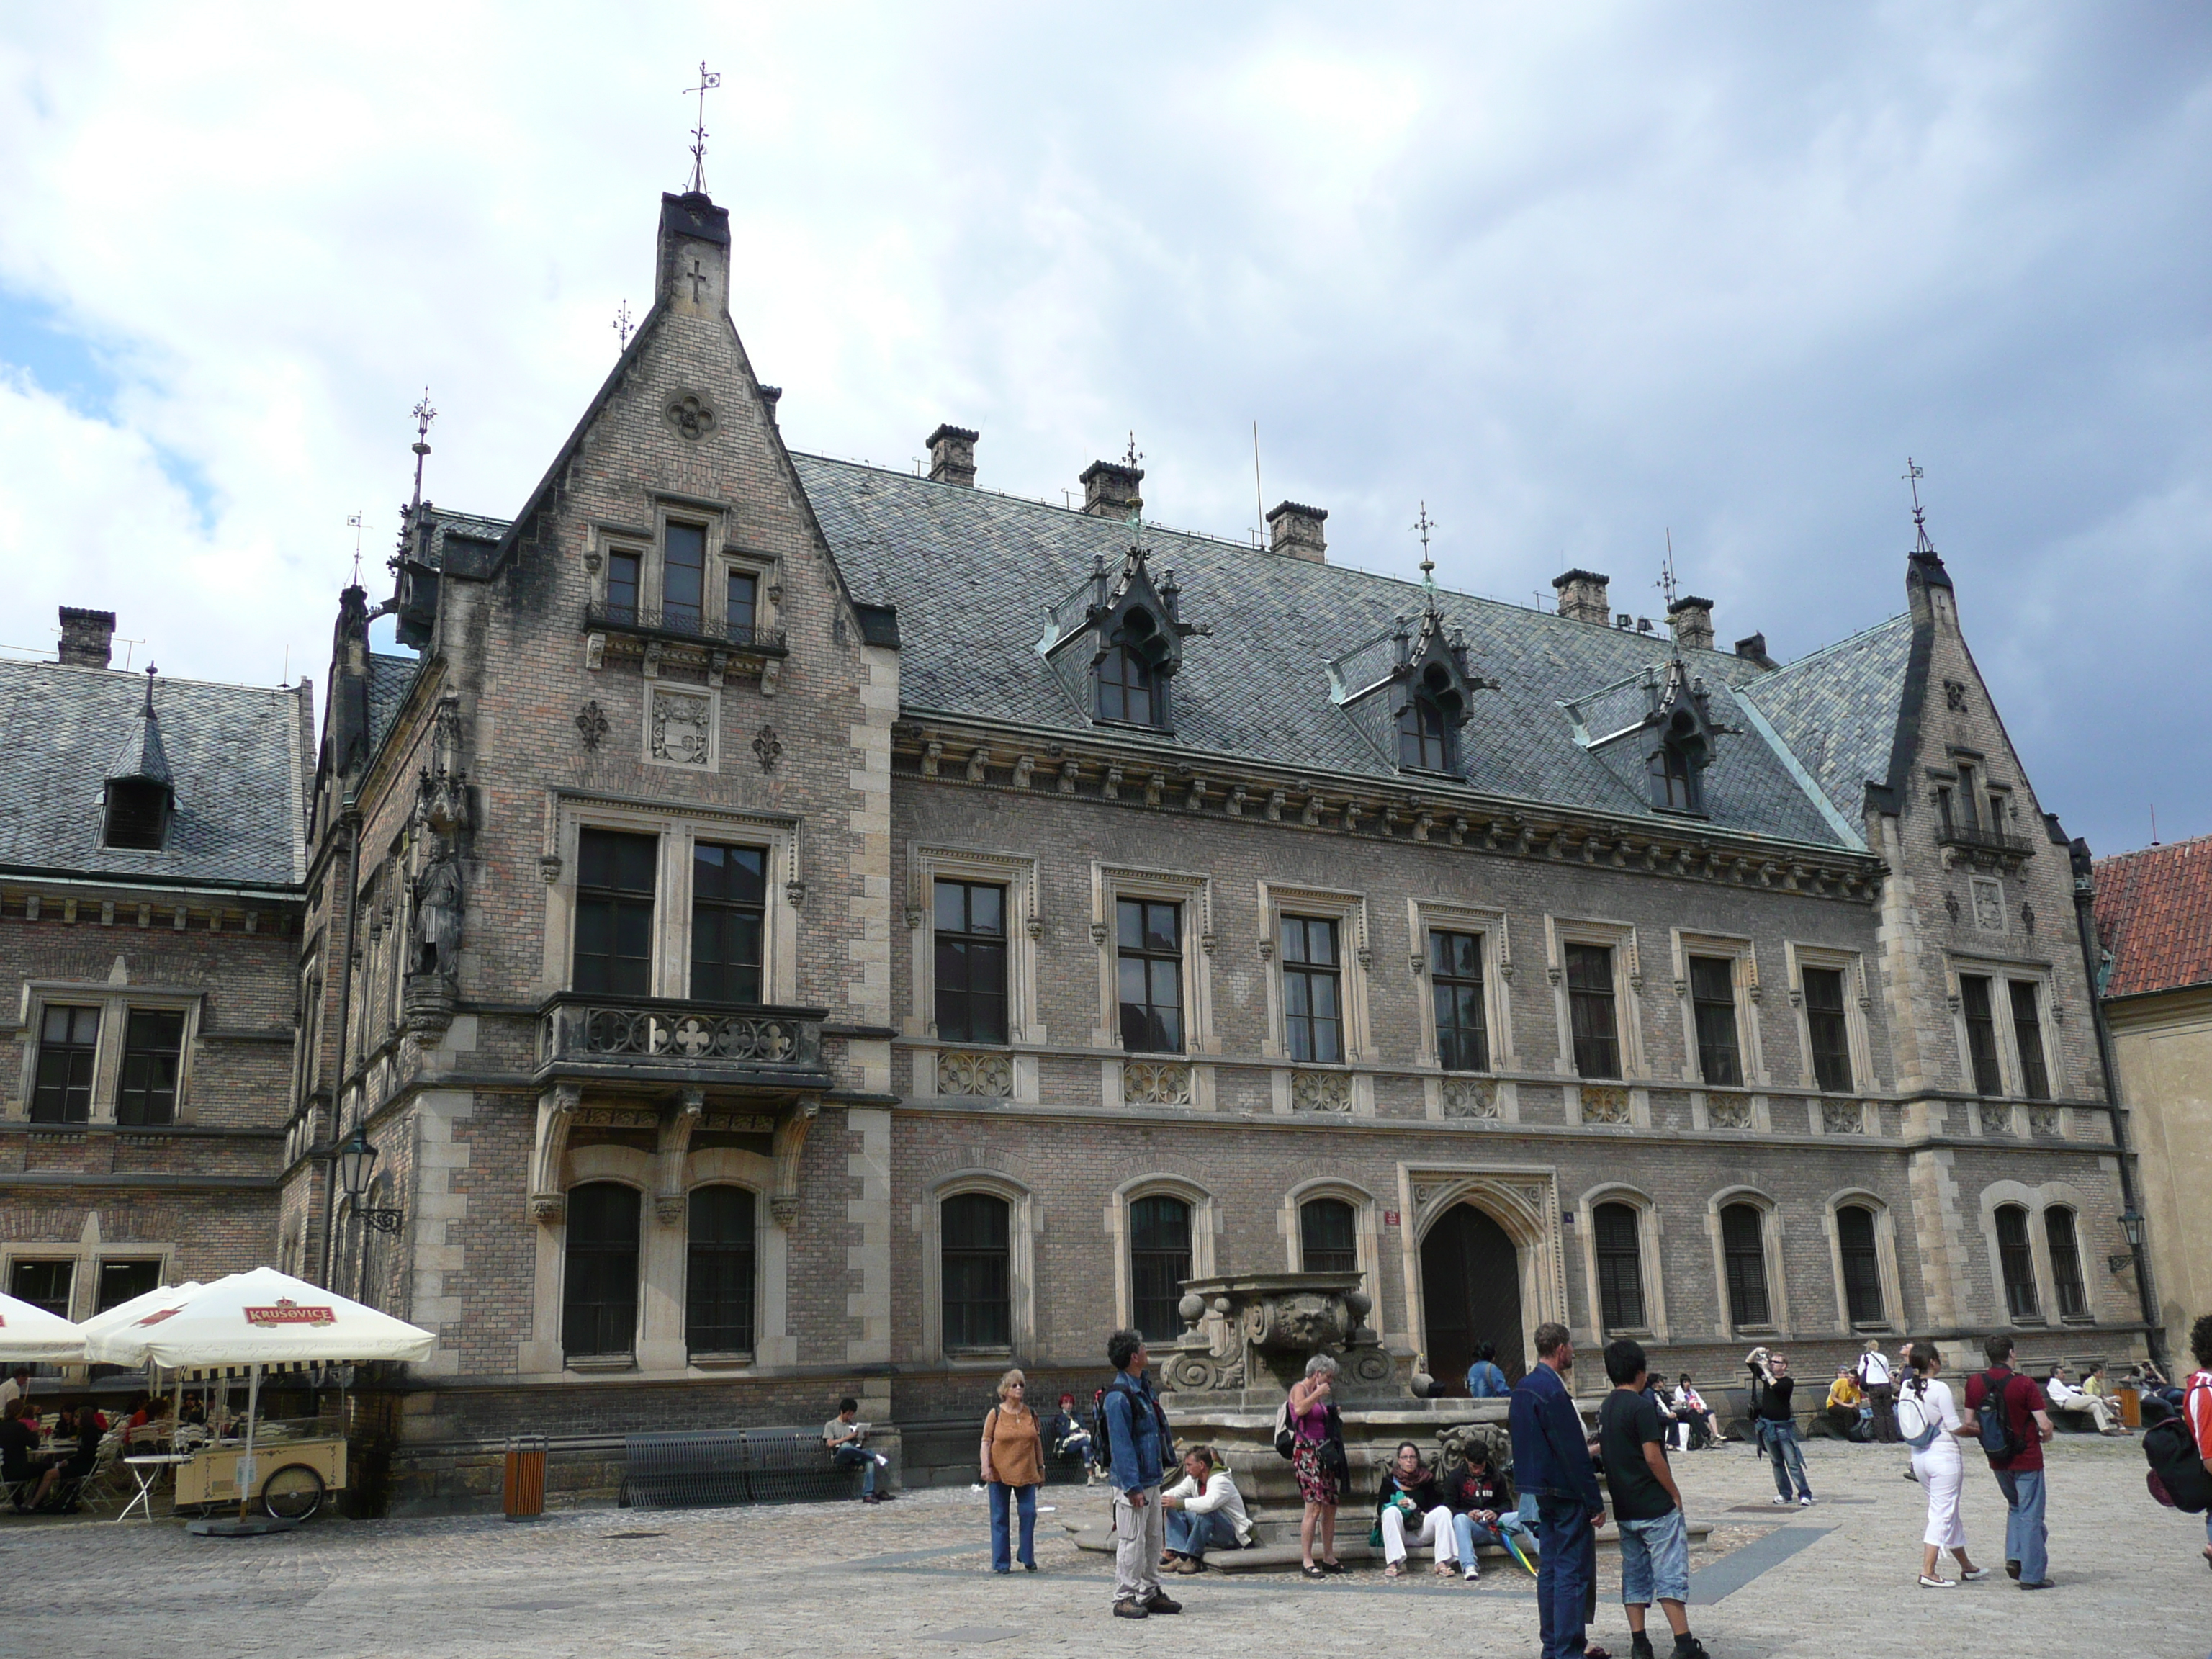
[1511, 1321, 1609, 1659]
[1103, 1328, 1181, 1620]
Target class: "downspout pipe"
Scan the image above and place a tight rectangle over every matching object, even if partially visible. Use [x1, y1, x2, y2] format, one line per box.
[318, 796, 362, 1291]
[2069, 835, 2164, 1368]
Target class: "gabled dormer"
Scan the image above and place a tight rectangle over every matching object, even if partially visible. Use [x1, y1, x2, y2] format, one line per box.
[1039, 541, 1201, 732]
[1330, 604, 1491, 775]
[1567, 655, 1737, 817]
[103, 667, 176, 850]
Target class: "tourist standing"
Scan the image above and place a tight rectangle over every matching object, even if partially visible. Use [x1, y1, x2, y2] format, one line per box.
[1287, 1352, 1346, 1578]
[1895, 1343, 1989, 1588]
[2183, 1313, 2212, 1575]
[1466, 1341, 1512, 1399]
[1103, 1328, 1181, 1620]
[1160, 1445, 1254, 1572]
[1963, 1334, 2054, 1590]
[1599, 1339, 1709, 1659]
[1856, 1339, 1898, 1444]
[1748, 1349, 1813, 1506]
[980, 1368, 1045, 1573]
[824, 1396, 888, 1503]
[1511, 1321, 1609, 1659]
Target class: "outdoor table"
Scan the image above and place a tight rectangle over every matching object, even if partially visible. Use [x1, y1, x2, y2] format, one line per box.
[120, 1454, 192, 1523]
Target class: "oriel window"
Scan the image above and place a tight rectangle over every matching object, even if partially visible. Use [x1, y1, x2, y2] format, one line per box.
[574, 829, 657, 997]
[941, 1193, 1012, 1350]
[1565, 943, 1621, 1079]
[726, 569, 759, 640]
[1397, 696, 1451, 770]
[1802, 967, 1853, 1092]
[1836, 1205, 1886, 1326]
[1960, 974, 2004, 1096]
[31, 1005, 100, 1124]
[1429, 930, 1490, 1073]
[1720, 1202, 1771, 1327]
[1128, 1195, 1192, 1343]
[1593, 1202, 1646, 1331]
[686, 1185, 757, 1357]
[1300, 1197, 1359, 1277]
[1689, 956, 1743, 1087]
[663, 522, 707, 633]
[116, 1010, 186, 1127]
[2009, 981, 2051, 1100]
[605, 550, 642, 624]
[561, 1182, 641, 1359]
[1281, 916, 1344, 1064]
[1995, 1203, 2041, 1322]
[935, 880, 1009, 1045]
[691, 842, 766, 1004]
[1116, 899, 1184, 1053]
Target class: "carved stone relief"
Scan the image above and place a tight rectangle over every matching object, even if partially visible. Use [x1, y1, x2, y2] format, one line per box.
[647, 687, 715, 768]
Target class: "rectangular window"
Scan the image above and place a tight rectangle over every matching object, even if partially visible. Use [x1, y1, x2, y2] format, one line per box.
[662, 522, 707, 633]
[685, 1186, 757, 1356]
[1565, 943, 1621, 1079]
[1802, 967, 1853, 1092]
[1689, 956, 1743, 1087]
[1593, 1202, 1646, 1331]
[574, 828, 657, 996]
[1429, 930, 1490, 1072]
[1995, 1204, 2041, 1321]
[935, 880, 1009, 1044]
[1720, 1203, 1771, 1327]
[1300, 1198, 1359, 1276]
[9, 1259, 73, 1319]
[2045, 1208, 2087, 1320]
[1116, 899, 1184, 1053]
[1128, 1195, 1193, 1343]
[606, 550, 642, 624]
[95, 1259, 161, 1315]
[725, 568, 758, 639]
[690, 842, 765, 1004]
[941, 1193, 1012, 1350]
[1836, 1205, 1886, 1325]
[561, 1182, 642, 1359]
[31, 1005, 100, 1123]
[1960, 974, 2004, 1096]
[115, 1010, 186, 1127]
[1954, 763, 1980, 829]
[2009, 981, 2050, 1100]
[1281, 915, 1343, 1064]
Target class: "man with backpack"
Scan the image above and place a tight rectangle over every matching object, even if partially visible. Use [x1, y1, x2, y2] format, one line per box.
[1100, 1328, 1180, 1621]
[2142, 1313, 2212, 1572]
[1856, 1339, 1897, 1444]
[1963, 1334, 2055, 1589]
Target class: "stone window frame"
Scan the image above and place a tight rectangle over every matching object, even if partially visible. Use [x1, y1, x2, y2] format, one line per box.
[1106, 1173, 1220, 1339]
[1819, 1189, 1905, 1336]
[1781, 940, 1874, 1106]
[1573, 1181, 1670, 1343]
[904, 842, 1045, 1058]
[1701, 1186, 1791, 1339]
[523, 1141, 793, 1380]
[1668, 929, 1767, 1087]
[588, 498, 783, 628]
[1406, 899, 1516, 1073]
[1278, 1176, 1383, 1294]
[10, 982, 205, 1128]
[1543, 914, 1650, 1124]
[1941, 951, 2059, 1120]
[914, 1169, 1039, 1370]
[541, 792, 802, 1004]
[1256, 880, 1375, 1064]
[1087, 863, 1217, 1054]
[0, 1237, 175, 1324]
[1974, 1177, 2105, 1330]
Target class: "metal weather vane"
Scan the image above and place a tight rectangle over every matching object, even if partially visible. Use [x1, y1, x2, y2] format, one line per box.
[613, 299, 635, 351]
[1411, 501, 1437, 598]
[684, 61, 722, 194]
[1903, 457, 1936, 552]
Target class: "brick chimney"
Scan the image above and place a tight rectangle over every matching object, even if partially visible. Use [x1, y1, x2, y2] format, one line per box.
[1667, 595, 1715, 652]
[58, 606, 116, 669]
[1734, 632, 1778, 670]
[1080, 459, 1143, 518]
[927, 424, 978, 487]
[1552, 568, 1611, 626]
[1264, 501, 1328, 562]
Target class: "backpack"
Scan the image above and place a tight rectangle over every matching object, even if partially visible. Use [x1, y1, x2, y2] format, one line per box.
[2143, 1383, 2212, 1513]
[1974, 1369, 2026, 1459]
[1272, 1398, 1297, 1460]
[1896, 1384, 1942, 1452]
[1088, 1388, 1112, 1474]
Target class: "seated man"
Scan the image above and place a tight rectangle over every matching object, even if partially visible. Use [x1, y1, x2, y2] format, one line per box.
[2044, 1363, 2128, 1436]
[1825, 1367, 1864, 1439]
[1439, 1435, 1537, 1580]
[0, 1399, 37, 1511]
[1375, 1441, 1456, 1579]
[1048, 1393, 1097, 1482]
[1465, 1342, 1511, 1400]
[1159, 1446, 1254, 1572]
[823, 1397, 890, 1503]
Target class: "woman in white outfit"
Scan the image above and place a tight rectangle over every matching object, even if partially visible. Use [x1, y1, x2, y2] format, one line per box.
[1896, 1343, 1990, 1588]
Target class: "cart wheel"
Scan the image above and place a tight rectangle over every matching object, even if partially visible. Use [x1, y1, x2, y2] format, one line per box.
[261, 1464, 325, 1521]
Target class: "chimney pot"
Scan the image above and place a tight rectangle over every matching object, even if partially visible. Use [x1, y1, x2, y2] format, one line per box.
[1264, 500, 1328, 562]
[927, 423, 979, 487]
[58, 607, 116, 670]
[1079, 458, 1144, 518]
[1667, 594, 1716, 652]
[1734, 632, 1777, 669]
[1552, 568, 1611, 625]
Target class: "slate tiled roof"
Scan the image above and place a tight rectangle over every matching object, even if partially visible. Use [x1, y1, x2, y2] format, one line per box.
[408, 508, 511, 573]
[2094, 836, 2212, 999]
[793, 457, 1883, 851]
[1735, 613, 1915, 827]
[367, 653, 421, 755]
[0, 661, 306, 889]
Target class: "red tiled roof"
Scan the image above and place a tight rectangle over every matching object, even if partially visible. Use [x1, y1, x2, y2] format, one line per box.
[2094, 835, 2212, 999]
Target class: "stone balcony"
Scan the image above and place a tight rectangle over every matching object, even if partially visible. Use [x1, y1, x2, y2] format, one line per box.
[535, 993, 830, 1094]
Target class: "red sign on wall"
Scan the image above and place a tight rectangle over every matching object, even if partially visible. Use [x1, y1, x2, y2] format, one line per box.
[1382, 1210, 1401, 1227]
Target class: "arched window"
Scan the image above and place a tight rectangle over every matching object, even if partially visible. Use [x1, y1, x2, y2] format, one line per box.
[2044, 1207, 2087, 1320]
[1300, 1197, 1359, 1276]
[686, 1185, 757, 1357]
[1593, 1202, 1646, 1331]
[1097, 613, 1164, 727]
[942, 1192, 1012, 1351]
[1994, 1203, 2041, 1321]
[1397, 691, 1452, 770]
[1836, 1204, 1885, 1325]
[562, 1182, 641, 1361]
[1129, 1195, 1193, 1341]
[1719, 1202, 1771, 1327]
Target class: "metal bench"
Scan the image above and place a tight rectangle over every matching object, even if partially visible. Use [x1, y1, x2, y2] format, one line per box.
[620, 1428, 859, 1510]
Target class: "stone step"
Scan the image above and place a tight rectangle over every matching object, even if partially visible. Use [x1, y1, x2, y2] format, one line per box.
[1065, 1514, 1712, 1572]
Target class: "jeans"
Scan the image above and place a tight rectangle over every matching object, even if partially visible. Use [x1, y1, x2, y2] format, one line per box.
[1452, 1508, 1535, 1567]
[832, 1442, 878, 1497]
[1760, 1419, 1812, 1499]
[1164, 1506, 1238, 1560]
[1993, 1467, 2048, 1584]
[1618, 1508, 1690, 1606]
[987, 1480, 1035, 1570]
[1535, 1495, 1598, 1659]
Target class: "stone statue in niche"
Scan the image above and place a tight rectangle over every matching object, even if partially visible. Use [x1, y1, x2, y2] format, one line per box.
[410, 845, 464, 981]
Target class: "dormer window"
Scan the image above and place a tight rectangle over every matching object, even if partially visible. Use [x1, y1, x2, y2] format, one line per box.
[1098, 612, 1166, 727]
[1649, 708, 1707, 814]
[1039, 544, 1198, 732]
[1333, 608, 1487, 776]
[1395, 662, 1463, 770]
[103, 778, 172, 850]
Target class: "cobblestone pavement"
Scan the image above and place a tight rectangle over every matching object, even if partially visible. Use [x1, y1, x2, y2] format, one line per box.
[1, 1434, 2204, 1658]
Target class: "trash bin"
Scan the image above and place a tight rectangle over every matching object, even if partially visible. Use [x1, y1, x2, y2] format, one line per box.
[2116, 1387, 2142, 1431]
[503, 1434, 547, 1521]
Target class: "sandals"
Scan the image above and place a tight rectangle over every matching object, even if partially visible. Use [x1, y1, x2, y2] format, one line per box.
[1433, 1561, 1457, 1577]
[1321, 1559, 1344, 1574]
[1301, 1563, 1326, 1581]
[1383, 1563, 1403, 1580]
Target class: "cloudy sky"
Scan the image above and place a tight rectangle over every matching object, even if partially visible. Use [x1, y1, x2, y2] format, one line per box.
[3, 4, 2206, 854]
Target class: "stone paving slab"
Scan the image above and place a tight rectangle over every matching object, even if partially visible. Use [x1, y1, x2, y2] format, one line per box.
[0, 1435, 2203, 1657]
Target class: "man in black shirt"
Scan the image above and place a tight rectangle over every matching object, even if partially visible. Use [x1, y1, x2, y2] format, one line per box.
[1748, 1346, 1813, 1506]
[1600, 1339, 1708, 1659]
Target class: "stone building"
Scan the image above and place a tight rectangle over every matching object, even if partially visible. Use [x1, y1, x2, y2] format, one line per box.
[2092, 836, 2212, 1343]
[0, 609, 310, 1346]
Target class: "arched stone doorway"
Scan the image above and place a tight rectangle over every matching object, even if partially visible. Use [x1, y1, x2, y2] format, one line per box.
[1421, 1202, 1524, 1394]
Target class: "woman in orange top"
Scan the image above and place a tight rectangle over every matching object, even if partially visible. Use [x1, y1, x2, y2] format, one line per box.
[981, 1368, 1046, 1573]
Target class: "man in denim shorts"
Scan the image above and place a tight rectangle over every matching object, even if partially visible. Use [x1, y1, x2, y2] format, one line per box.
[1599, 1339, 1709, 1659]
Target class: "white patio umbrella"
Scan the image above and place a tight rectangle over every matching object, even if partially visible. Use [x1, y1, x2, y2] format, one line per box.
[76, 1282, 204, 1424]
[0, 1290, 85, 1363]
[84, 1267, 434, 1526]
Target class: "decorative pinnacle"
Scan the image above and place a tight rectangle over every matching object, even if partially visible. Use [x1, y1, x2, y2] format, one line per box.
[348, 511, 365, 587]
[613, 299, 635, 351]
[685, 61, 721, 194]
[1658, 529, 1679, 609]
[142, 662, 158, 716]
[1904, 457, 1936, 553]
[407, 387, 437, 537]
[1122, 431, 1144, 470]
[1411, 501, 1437, 594]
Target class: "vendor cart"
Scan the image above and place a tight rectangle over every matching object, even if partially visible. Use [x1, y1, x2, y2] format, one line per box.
[173, 1425, 347, 1520]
